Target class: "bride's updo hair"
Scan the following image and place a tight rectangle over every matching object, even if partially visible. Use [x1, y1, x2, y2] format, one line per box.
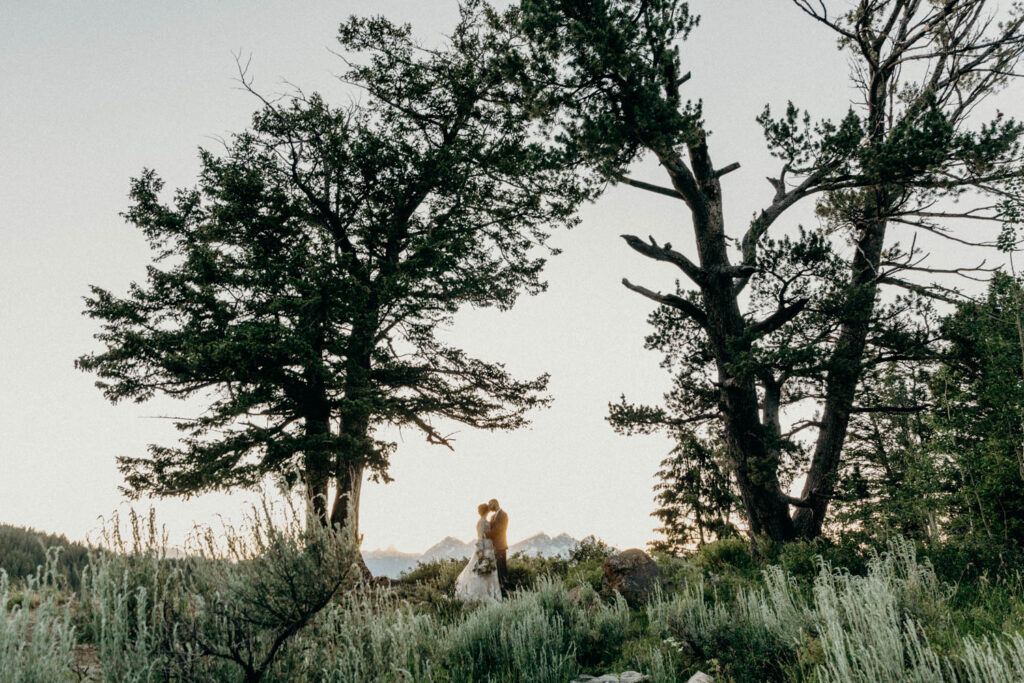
[477, 503, 490, 517]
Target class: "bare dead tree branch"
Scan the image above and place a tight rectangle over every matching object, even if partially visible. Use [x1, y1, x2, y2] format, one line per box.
[621, 278, 710, 329]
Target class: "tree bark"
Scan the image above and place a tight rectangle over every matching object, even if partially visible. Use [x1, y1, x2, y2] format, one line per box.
[328, 317, 376, 578]
[329, 461, 364, 537]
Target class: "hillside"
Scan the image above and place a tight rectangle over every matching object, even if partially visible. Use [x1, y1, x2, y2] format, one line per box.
[0, 524, 91, 588]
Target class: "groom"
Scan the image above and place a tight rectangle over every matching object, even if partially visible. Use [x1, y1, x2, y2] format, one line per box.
[486, 498, 509, 596]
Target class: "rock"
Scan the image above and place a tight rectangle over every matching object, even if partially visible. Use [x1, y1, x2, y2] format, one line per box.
[620, 672, 652, 682]
[571, 674, 652, 683]
[686, 673, 714, 683]
[603, 548, 661, 603]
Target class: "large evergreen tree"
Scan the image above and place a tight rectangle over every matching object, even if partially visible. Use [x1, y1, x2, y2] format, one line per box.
[77, 4, 592, 542]
[517, 0, 1024, 541]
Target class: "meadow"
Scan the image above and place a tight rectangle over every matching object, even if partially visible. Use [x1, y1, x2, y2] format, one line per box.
[2, 499, 1023, 682]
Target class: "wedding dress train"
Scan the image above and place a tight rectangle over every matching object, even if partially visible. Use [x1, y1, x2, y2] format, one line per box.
[454, 516, 502, 603]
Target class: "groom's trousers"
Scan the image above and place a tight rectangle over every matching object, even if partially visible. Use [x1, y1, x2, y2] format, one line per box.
[494, 549, 508, 596]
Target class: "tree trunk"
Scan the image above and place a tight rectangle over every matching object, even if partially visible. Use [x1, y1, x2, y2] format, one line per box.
[330, 320, 376, 578]
[717, 374, 797, 541]
[793, 59, 893, 538]
[793, 213, 888, 538]
[329, 461, 364, 537]
[687, 161, 797, 542]
[305, 471, 329, 527]
[303, 411, 333, 530]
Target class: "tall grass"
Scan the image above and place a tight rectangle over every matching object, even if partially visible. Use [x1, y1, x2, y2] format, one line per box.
[77, 508, 188, 681]
[648, 537, 1024, 682]
[0, 549, 76, 682]
[313, 587, 441, 681]
[4, 513, 1024, 681]
[811, 538, 948, 682]
[76, 496, 361, 682]
[959, 632, 1024, 682]
[309, 575, 631, 682]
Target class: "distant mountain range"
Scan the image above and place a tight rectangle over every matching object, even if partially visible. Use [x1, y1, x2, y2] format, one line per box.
[0, 522, 585, 583]
[363, 532, 580, 579]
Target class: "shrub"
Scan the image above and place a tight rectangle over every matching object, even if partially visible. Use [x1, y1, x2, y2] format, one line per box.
[647, 538, 988, 682]
[647, 577, 802, 682]
[172, 497, 361, 682]
[505, 553, 570, 592]
[77, 508, 193, 681]
[809, 540, 948, 682]
[569, 536, 616, 565]
[399, 557, 466, 591]
[79, 495, 360, 682]
[771, 538, 867, 583]
[650, 550, 702, 593]
[313, 587, 442, 681]
[694, 536, 754, 574]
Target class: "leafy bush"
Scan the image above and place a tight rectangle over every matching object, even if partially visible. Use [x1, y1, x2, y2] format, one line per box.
[505, 552, 570, 591]
[399, 557, 467, 595]
[569, 536, 616, 564]
[694, 536, 755, 574]
[763, 538, 869, 583]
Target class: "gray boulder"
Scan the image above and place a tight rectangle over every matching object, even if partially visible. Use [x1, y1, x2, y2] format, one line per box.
[686, 673, 714, 683]
[572, 673, 652, 683]
[603, 548, 661, 603]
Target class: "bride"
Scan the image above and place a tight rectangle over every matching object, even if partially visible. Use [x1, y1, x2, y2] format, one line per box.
[454, 503, 502, 602]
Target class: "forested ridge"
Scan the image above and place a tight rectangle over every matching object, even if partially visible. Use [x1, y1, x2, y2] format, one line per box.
[0, 524, 89, 590]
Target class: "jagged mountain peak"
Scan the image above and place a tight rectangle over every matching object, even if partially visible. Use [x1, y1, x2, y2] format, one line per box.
[364, 532, 585, 578]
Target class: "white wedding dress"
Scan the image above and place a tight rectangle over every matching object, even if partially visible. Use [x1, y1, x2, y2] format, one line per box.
[454, 516, 502, 602]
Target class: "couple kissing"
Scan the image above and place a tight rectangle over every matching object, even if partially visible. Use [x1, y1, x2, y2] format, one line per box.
[454, 498, 508, 602]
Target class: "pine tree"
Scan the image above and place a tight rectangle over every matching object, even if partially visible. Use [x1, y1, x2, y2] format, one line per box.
[648, 431, 739, 552]
[516, 0, 1024, 540]
[77, 3, 594, 543]
[932, 273, 1024, 547]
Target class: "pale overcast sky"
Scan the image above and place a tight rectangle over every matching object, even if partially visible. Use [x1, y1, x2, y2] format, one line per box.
[2, 1, 1018, 554]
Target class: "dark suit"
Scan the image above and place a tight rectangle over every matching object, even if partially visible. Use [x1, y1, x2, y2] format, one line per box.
[488, 509, 509, 595]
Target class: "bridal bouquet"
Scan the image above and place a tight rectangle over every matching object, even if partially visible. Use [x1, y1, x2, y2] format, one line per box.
[472, 540, 496, 575]
[473, 552, 496, 576]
